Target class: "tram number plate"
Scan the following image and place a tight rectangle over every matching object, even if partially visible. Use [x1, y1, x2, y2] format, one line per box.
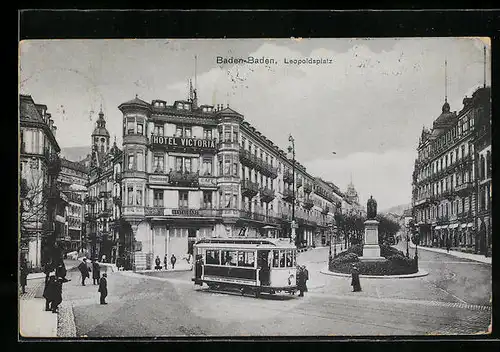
[204, 276, 255, 285]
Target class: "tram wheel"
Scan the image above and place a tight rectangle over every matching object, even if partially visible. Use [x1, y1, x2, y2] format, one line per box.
[240, 288, 245, 296]
[254, 290, 261, 298]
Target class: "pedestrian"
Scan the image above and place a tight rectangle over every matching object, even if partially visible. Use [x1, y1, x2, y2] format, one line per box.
[164, 254, 168, 271]
[155, 256, 162, 270]
[92, 259, 101, 285]
[43, 260, 53, 285]
[20, 257, 28, 294]
[351, 264, 362, 292]
[55, 260, 70, 283]
[297, 265, 309, 297]
[98, 272, 108, 305]
[446, 237, 451, 253]
[101, 254, 106, 263]
[43, 274, 56, 311]
[170, 254, 177, 270]
[51, 277, 63, 313]
[78, 258, 91, 286]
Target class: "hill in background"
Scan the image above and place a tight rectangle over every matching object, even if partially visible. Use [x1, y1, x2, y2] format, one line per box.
[60, 146, 90, 162]
[381, 203, 411, 217]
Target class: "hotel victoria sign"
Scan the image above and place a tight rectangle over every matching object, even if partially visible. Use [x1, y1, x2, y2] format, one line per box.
[150, 135, 217, 153]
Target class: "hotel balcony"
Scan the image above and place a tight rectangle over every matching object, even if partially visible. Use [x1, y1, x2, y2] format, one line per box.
[168, 170, 199, 187]
[296, 178, 303, 188]
[321, 206, 330, 215]
[241, 180, 259, 198]
[45, 149, 62, 176]
[303, 198, 314, 210]
[218, 140, 240, 151]
[239, 148, 258, 168]
[304, 183, 312, 194]
[283, 170, 294, 184]
[458, 209, 473, 220]
[455, 181, 473, 195]
[260, 187, 275, 203]
[436, 215, 449, 225]
[257, 159, 278, 179]
[282, 188, 294, 203]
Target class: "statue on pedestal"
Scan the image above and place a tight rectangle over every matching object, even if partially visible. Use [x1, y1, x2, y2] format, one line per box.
[367, 195, 377, 220]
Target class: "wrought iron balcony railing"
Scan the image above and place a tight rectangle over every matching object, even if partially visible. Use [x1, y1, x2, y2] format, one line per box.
[168, 170, 199, 187]
[283, 170, 294, 184]
[259, 187, 275, 203]
[303, 183, 312, 194]
[241, 180, 259, 198]
[303, 198, 314, 210]
[282, 188, 294, 202]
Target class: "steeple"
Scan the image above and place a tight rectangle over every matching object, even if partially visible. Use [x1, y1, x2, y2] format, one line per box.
[91, 106, 110, 154]
[442, 59, 450, 113]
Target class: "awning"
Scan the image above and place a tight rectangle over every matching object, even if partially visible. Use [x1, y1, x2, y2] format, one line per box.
[461, 224, 467, 228]
[69, 184, 87, 192]
[55, 215, 66, 224]
[442, 225, 449, 229]
[450, 223, 459, 229]
[467, 223, 474, 228]
[435, 226, 442, 230]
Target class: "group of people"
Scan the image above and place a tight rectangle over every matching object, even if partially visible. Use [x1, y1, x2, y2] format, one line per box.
[154, 254, 177, 271]
[77, 258, 108, 305]
[296, 265, 309, 297]
[42, 259, 71, 313]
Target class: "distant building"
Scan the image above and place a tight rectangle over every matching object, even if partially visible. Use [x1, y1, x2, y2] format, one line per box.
[19, 94, 64, 269]
[343, 180, 365, 217]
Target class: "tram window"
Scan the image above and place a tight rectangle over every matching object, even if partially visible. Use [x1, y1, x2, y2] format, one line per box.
[205, 250, 220, 265]
[221, 250, 238, 266]
[286, 251, 292, 267]
[273, 250, 279, 267]
[279, 251, 286, 268]
[238, 251, 255, 267]
[292, 251, 296, 266]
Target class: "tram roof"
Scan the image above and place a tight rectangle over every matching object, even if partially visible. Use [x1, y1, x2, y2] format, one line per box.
[194, 237, 296, 249]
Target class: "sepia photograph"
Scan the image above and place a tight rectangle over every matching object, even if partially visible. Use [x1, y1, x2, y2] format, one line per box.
[18, 37, 492, 338]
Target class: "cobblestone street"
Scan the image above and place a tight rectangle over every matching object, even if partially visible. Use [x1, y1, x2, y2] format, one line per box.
[50, 246, 491, 337]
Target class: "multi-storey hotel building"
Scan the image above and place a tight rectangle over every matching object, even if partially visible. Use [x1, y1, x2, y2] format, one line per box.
[19, 94, 64, 269]
[117, 93, 343, 270]
[84, 109, 123, 263]
[412, 86, 491, 254]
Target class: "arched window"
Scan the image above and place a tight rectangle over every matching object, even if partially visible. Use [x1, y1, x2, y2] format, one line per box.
[480, 155, 486, 180]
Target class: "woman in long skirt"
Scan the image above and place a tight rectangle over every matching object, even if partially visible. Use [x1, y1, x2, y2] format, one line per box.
[351, 264, 361, 292]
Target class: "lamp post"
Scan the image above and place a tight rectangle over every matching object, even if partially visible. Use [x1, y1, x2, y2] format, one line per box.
[288, 134, 296, 246]
[333, 224, 337, 257]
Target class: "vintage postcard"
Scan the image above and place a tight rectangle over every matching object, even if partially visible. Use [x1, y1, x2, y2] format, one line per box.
[19, 37, 492, 338]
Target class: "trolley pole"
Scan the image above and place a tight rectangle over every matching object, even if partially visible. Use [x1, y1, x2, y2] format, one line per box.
[288, 135, 296, 246]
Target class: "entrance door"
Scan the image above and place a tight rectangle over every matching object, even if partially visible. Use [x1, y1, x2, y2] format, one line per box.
[257, 250, 270, 286]
[188, 229, 197, 257]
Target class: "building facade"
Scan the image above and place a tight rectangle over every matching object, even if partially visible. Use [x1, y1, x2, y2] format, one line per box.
[412, 86, 491, 254]
[84, 109, 123, 263]
[57, 158, 89, 253]
[117, 93, 342, 270]
[19, 94, 64, 269]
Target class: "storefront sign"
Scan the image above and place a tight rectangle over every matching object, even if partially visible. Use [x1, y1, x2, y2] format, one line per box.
[165, 208, 200, 216]
[149, 174, 169, 184]
[151, 136, 217, 150]
[199, 176, 217, 187]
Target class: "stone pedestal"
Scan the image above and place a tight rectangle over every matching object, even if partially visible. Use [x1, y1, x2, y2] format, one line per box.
[359, 219, 386, 262]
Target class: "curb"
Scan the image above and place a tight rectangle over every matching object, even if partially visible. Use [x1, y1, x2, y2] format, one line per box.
[57, 301, 77, 337]
[320, 267, 429, 279]
[408, 243, 491, 264]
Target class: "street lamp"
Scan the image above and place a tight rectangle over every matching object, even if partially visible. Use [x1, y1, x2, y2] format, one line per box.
[288, 134, 296, 246]
[333, 224, 337, 257]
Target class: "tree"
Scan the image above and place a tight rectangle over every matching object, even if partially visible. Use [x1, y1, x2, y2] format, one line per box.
[376, 214, 401, 244]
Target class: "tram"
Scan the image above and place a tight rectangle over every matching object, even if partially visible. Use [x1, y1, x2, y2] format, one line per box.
[192, 237, 297, 297]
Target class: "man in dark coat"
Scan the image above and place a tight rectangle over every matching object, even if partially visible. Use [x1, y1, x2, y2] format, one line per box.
[78, 258, 91, 286]
[92, 259, 101, 285]
[43, 275, 57, 311]
[351, 264, 362, 292]
[55, 261, 70, 283]
[20, 258, 28, 294]
[155, 256, 162, 270]
[51, 277, 63, 313]
[170, 254, 177, 270]
[297, 265, 309, 297]
[164, 255, 168, 271]
[98, 272, 108, 304]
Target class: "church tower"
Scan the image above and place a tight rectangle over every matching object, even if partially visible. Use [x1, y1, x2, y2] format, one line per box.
[91, 106, 110, 155]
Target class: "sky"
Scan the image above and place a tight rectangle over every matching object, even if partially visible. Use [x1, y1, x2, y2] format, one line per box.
[19, 38, 491, 210]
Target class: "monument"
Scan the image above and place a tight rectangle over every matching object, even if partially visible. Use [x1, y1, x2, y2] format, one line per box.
[359, 195, 386, 262]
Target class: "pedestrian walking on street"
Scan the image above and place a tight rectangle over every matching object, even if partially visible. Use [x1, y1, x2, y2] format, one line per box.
[164, 254, 168, 271]
[351, 264, 362, 292]
[43, 274, 56, 311]
[56, 260, 70, 283]
[51, 277, 64, 313]
[170, 254, 177, 270]
[92, 259, 101, 285]
[446, 237, 451, 253]
[78, 258, 91, 286]
[98, 273, 108, 305]
[20, 257, 28, 294]
[297, 265, 309, 297]
[155, 256, 162, 270]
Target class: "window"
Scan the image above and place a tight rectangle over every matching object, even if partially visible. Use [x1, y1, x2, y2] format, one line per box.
[224, 159, 231, 175]
[184, 158, 192, 173]
[153, 190, 163, 207]
[273, 250, 279, 267]
[153, 153, 164, 172]
[286, 251, 292, 267]
[221, 250, 237, 266]
[224, 130, 231, 142]
[205, 250, 220, 265]
[184, 127, 192, 138]
[176, 125, 183, 137]
[203, 129, 212, 139]
[202, 158, 212, 176]
[137, 123, 143, 135]
[233, 131, 238, 143]
[136, 189, 142, 206]
[175, 191, 187, 210]
[237, 251, 255, 268]
[154, 124, 164, 137]
[137, 151, 144, 172]
[202, 191, 212, 209]
[127, 186, 134, 205]
[175, 157, 183, 172]
[127, 154, 135, 170]
[233, 163, 238, 176]
[279, 251, 286, 268]
[127, 120, 135, 134]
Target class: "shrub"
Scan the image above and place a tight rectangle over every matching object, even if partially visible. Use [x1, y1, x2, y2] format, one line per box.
[387, 254, 415, 268]
[334, 244, 363, 258]
[380, 244, 405, 258]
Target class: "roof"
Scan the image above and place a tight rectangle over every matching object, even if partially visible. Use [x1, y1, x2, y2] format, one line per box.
[194, 237, 296, 249]
[216, 107, 244, 117]
[119, 96, 150, 109]
[92, 126, 110, 137]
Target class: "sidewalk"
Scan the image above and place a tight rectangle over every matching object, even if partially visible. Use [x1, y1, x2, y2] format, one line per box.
[27, 259, 81, 280]
[19, 278, 57, 338]
[409, 242, 491, 264]
[135, 261, 193, 273]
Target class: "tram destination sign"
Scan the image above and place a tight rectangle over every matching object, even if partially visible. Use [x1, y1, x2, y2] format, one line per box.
[150, 135, 217, 151]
